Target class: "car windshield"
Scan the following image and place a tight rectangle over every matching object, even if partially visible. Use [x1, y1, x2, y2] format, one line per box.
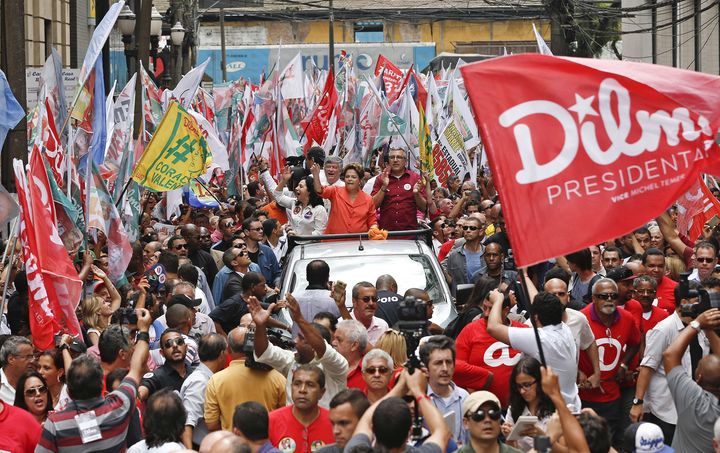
[286, 254, 444, 306]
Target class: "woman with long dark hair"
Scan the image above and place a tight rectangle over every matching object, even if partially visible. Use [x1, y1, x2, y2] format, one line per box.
[274, 167, 328, 236]
[37, 350, 69, 410]
[502, 357, 556, 451]
[13, 371, 52, 424]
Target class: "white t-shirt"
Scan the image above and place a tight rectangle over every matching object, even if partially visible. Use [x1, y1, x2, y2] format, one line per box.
[128, 440, 185, 453]
[508, 322, 581, 411]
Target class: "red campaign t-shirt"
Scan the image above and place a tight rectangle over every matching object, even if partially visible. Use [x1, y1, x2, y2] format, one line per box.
[620, 299, 644, 328]
[269, 405, 334, 453]
[346, 361, 367, 392]
[642, 306, 670, 333]
[0, 402, 42, 453]
[656, 276, 678, 316]
[579, 305, 641, 403]
[455, 317, 527, 407]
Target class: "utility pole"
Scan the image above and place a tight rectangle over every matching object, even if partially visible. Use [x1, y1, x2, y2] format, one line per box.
[220, 8, 226, 82]
[0, 0, 26, 189]
[328, 0, 335, 75]
[134, 0, 153, 139]
[546, 0, 573, 56]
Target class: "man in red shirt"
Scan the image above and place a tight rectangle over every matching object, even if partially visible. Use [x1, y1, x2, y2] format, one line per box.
[633, 276, 670, 333]
[607, 266, 643, 323]
[332, 320, 367, 391]
[371, 148, 426, 231]
[643, 248, 677, 315]
[454, 293, 525, 406]
[580, 278, 641, 447]
[269, 364, 334, 453]
[0, 398, 41, 452]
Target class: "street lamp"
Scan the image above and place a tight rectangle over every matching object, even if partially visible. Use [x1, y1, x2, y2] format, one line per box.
[118, 4, 136, 81]
[170, 21, 185, 46]
[149, 5, 163, 72]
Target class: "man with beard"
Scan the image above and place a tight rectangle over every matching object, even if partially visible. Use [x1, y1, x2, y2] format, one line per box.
[602, 246, 623, 270]
[633, 276, 670, 332]
[579, 278, 641, 447]
[139, 329, 195, 400]
[249, 293, 348, 408]
[268, 365, 334, 453]
[481, 241, 526, 312]
[199, 227, 213, 252]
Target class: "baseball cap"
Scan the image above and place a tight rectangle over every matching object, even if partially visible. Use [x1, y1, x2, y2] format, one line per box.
[167, 294, 201, 309]
[623, 422, 674, 453]
[607, 265, 636, 283]
[462, 391, 501, 416]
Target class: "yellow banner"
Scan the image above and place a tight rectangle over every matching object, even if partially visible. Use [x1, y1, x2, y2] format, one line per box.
[132, 101, 208, 192]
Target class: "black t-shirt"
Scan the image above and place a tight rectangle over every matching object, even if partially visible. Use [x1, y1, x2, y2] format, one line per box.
[209, 294, 249, 334]
[248, 249, 260, 265]
[375, 290, 402, 327]
[140, 362, 195, 396]
[189, 249, 218, 287]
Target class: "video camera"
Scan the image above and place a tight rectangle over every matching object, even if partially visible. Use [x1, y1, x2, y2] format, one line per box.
[395, 296, 428, 374]
[677, 272, 720, 318]
[242, 327, 274, 371]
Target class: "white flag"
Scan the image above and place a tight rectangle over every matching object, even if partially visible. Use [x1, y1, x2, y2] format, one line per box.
[171, 58, 211, 109]
[533, 23, 553, 56]
[79, 1, 123, 88]
[280, 53, 305, 100]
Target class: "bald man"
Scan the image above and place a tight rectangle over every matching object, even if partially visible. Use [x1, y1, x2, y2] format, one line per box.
[199, 430, 233, 453]
[543, 278, 601, 389]
[203, 327, 287, 431]
[661, 307, 720, 451]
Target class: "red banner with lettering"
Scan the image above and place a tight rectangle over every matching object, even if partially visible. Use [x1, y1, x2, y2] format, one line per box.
[375, 54, 404, 102]
[460, 54, 720, 266]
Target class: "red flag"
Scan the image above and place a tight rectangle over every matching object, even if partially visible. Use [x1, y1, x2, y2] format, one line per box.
[15, 148, 83, 349]
[676, 178, 720, 241]
[460, 54, 720, 266]
[302, 71, 338, 153]
[374, 54, 404, 101]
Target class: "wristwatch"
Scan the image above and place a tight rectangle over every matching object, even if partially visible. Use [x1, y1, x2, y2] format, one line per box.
[690, 320, 702, 332]
[632, 398, 644, 405]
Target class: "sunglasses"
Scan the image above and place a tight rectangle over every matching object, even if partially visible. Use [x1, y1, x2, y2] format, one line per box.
[360, 296, 378, 303]
[25, 385, 48, 397]
[463, 226, 479, 231]
[697, 257, 716, 263]
[364, 366, 389, 375]
[224, 222, 236, 228]
[163, 337, 186, 349]
[595, 293, 619, 301]
[174, 244, 189, 250]
[468, 408, 502, 422]
[550, 291, 567, 298]
[234, 243, 247, 249]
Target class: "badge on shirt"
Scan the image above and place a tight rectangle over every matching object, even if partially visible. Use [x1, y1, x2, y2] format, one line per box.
[403, 183, 412, 191]
[279, 437, 297, 453]
[293, 206, 301, 215]
[311, 440, 326, 451]
[303, 210, 313, 220]
[75, 410, 102, 443]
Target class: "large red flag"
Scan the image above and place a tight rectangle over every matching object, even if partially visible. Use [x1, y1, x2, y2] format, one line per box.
[374, 54, 404, 102]
[676, 177, 720, 241]
[302, 71, 338, 153]
[460, 54, 720, 266]
[15, 149, 83, 348]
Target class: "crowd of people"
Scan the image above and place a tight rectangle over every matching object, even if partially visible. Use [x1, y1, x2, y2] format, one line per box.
[1, 145, 720, 453]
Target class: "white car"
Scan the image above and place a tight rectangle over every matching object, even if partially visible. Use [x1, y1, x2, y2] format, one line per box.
[279, 230, 457, 329]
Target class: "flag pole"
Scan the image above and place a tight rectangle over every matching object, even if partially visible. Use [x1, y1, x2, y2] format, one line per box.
[194, 178, 225, 208]
[518, 267, 547, 366]
[0, 218, 19, 328]
[361, 75, 415, 156]
[114, 178, 133, 208]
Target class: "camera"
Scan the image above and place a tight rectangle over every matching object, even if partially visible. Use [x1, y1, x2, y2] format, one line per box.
[677, 272, 720, 318]
[114, 307, 138, 325]
[395, 296, 428, 374]
[242, 327, 274, 371]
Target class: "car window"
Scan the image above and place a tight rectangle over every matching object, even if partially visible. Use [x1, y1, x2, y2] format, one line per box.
[286, 254, 444, 306]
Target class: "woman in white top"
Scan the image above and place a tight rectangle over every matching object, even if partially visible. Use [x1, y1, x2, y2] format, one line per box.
[501, 356, 556, 452]
[274, 166, 328, 236]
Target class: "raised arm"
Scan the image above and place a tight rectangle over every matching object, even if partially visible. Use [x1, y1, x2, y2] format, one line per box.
[542, 366, 590, 453]
[656, 212, 689, 258]
[287, 293, 326, 356]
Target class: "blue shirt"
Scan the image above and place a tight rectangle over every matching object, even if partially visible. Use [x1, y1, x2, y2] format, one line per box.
[212, 264, 261, 303]
[255, 243, 282, 286]
[465, 249, 483, 282]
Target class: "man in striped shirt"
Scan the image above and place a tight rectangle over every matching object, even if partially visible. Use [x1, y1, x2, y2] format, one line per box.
[35, 308, 152, 453]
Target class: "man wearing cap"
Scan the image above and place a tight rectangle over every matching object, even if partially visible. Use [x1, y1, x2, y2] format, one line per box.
[607, 266, 644, 322]
[155, 286, 216, 340]
[459, 391, 521, 453]
[623, 422, 675, 453]
[371, 147, 426, 231]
